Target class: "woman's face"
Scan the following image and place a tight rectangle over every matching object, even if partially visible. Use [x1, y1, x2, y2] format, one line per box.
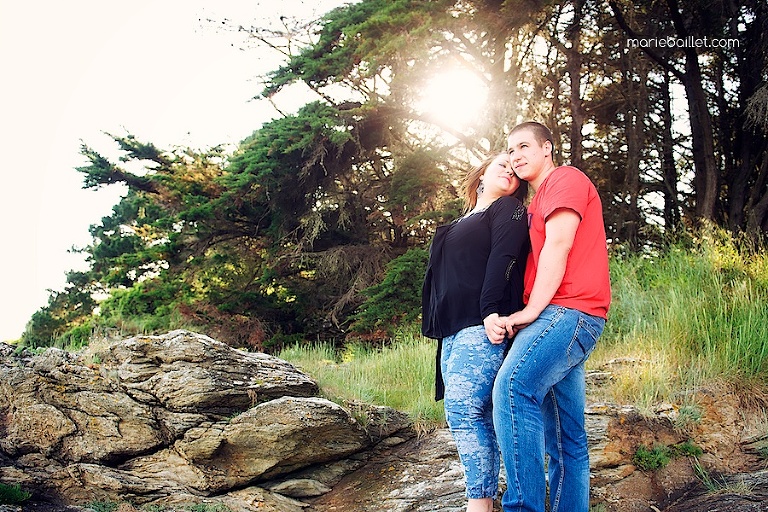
[480, 153, 520, 198]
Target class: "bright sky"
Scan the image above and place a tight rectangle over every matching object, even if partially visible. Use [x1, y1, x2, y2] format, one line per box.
[0, 0, 346, 342]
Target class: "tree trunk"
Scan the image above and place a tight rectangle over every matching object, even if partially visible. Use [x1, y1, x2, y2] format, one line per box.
[746, 157, 768, 234]
[666, 0, 719, 222]
[661, 73, 681, 229]
[723, 0, 768, 235]
[566, 0, 585, 170]
[620, 48, 645, 249]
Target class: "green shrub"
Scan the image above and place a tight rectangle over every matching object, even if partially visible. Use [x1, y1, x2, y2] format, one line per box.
[633, 440, 703, 471]
[84, 501, 119, 512]
[0, 482, 32, 504]
[56, 320, 96, 350]
[21, 309, 64, 349]
[673, 439, 703, 458]
[632, 444, 672, 470]
[101, 284, 162, 318]
[349, 248, 428, 338]
[184, 504, 232, 512]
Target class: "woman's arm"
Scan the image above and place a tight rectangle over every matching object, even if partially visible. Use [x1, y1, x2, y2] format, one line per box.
[481, 198, 529, 342]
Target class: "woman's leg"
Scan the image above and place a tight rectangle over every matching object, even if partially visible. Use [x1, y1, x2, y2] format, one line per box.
[442, 325, 507, 506]
[467, 497, 494, 512]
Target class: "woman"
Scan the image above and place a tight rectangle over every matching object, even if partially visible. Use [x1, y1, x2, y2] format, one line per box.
[422, 152, 530, 512]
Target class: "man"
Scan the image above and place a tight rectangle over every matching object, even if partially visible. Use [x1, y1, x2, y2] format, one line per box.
[490, 121, 611, 512]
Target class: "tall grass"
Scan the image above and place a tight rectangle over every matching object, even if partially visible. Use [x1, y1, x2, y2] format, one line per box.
[282, 226, 768, 422]
[279, 325, 445, 430]
[590, 227, 768, 409]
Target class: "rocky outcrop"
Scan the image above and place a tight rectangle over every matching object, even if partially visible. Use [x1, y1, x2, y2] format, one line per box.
[1, 331, 766, 511]
[0, 331, 414, 511]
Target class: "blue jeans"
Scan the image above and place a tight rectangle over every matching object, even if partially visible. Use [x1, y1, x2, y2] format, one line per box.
[492, 305, 605, 512]
[441, 325, 508, 499]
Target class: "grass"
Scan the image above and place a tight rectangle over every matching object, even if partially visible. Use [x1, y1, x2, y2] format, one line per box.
[279, 326, 445, 430]
[588, 226, 768, 410]
[280, 226, 768, 426]
[693, 460, 757, 495]
[84, 502, 232, 512]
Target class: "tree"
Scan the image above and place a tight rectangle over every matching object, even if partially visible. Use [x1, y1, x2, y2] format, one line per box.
[608, 0, 768, 234]
[23, 0, 767, 349]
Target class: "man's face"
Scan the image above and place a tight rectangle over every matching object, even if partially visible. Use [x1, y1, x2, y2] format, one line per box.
[507, 129, 551, 183]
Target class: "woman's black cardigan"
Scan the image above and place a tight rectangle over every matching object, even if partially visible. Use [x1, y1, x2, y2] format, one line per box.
[421, 195, 529, 401]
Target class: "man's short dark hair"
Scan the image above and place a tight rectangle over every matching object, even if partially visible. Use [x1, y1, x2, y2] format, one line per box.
[509, 121, 554, 155]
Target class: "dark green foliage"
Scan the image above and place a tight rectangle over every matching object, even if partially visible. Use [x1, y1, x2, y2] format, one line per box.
[262, 0, 452, 97]
[21, 270, 98, 349]
[0, 482, 31, 505]
[632, 444, 672, 471]
[673, 440, 703, 458]
[22, 309, 65, 349]
[24, 95, 447, 347]
[349, 248, 429, 338]
[633, 440, 704, 471]
[99, 280, 179, 324]
[222, 101, 361, 246]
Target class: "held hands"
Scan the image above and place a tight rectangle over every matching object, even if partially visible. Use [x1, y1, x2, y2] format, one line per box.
[504, 307, 540, 337]
[486, 307, 542, 344]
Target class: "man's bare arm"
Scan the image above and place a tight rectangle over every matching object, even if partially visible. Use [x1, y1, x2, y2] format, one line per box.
[505, 208, 580, 334]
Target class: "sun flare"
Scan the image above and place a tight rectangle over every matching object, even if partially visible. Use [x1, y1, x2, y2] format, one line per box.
[415, 68, 489, 130]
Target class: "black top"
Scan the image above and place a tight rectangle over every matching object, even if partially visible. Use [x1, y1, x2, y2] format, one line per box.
[421, 195, 529, 400]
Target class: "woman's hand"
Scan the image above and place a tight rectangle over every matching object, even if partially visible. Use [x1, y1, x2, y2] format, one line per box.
[483, 313, 507, 344]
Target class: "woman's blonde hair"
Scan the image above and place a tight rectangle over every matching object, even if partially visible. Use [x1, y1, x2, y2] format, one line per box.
[460, 152, 528, 213]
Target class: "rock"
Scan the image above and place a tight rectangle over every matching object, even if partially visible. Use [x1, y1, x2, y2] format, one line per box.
[161, 396, 373, 492]
[1, 347, 166, 465]
[0, 331, 400, 509]
[96, 330, 320, 414]
[1, 331, 767, 512]
[660, 469, 768, 512]
[308, 428, 469, 511]
[266, 479, 332, 498]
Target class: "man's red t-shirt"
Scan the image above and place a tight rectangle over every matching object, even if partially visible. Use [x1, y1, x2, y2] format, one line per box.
[524, 166, 611, 319]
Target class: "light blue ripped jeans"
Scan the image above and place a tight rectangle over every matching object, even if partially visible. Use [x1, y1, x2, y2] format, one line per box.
[441, 324, 508, 499]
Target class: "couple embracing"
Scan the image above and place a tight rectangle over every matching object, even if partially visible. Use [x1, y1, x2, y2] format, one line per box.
[422, 121, 612, 512]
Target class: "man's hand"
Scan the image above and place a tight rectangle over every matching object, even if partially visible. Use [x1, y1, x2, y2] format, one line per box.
[484, 313, 507, 344]
[504, 307, 539, 337]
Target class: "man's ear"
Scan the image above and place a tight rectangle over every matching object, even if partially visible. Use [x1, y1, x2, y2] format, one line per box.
[543, 140, 553, 156]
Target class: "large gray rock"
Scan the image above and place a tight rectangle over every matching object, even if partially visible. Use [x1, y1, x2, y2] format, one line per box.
[1, 346, 165, 464]
[97, 329, 321, 413]
[0, 331, 412, 510]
